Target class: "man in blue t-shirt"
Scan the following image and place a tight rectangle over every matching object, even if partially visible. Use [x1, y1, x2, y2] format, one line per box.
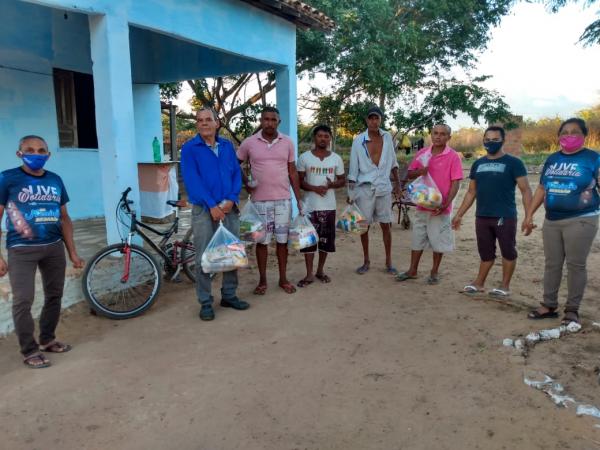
[0, 135, 84, 368]
[451, 126, 532, 297]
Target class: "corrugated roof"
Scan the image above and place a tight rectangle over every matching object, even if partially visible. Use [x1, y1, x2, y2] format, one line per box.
[239, 0, 334, 31]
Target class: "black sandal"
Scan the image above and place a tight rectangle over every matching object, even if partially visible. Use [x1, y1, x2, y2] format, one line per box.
[40, 341, 72, 353]
[297, 278, 314, 288]
[527, 307, 558, 320]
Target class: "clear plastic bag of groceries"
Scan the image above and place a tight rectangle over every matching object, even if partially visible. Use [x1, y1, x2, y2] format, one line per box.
[288, 213, 318, 251]
[337, 203, 369, 234]
[201, 222, 248, 273]
[407, 173, 443, 209]
[239, 199, 266, 244]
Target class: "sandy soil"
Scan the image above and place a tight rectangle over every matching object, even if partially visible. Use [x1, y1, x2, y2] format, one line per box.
[2, 176, 600, 450]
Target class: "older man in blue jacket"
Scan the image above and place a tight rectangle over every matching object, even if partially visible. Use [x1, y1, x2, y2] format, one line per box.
[181, 107, 249, 321]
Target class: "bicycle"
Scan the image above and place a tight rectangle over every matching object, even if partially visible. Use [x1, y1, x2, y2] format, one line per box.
[82, 187, 196, 319]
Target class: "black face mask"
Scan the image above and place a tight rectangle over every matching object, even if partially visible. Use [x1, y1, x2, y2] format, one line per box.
[484, 141, 503, 154]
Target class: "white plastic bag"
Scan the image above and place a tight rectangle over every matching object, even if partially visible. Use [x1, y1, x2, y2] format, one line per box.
[239, 200, 266, 243]
[407, 173, 443, 209]
[288, 214, 318, 250]
[337, 203, 369, 234]
[201, 222, 248, 273]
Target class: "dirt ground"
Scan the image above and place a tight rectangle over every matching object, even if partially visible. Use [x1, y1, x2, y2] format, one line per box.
[2, 177, 600, 450]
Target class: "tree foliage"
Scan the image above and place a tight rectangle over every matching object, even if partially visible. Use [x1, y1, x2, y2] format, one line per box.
[541, 0, 600, 46]
[300, 0, 514, 138]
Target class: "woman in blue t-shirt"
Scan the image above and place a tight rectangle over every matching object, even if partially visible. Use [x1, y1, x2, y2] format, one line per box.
[523, 118, 599, 325]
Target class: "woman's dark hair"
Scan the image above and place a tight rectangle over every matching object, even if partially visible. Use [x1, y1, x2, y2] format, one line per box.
[483, 126, 505, 141]
[558, 117, 588, 136]
[312, 125, 332, 137]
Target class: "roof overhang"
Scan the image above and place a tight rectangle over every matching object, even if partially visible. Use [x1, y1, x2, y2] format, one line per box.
[239, 0, 334, 31]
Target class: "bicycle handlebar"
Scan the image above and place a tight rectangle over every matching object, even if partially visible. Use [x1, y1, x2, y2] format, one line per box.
[120, 187, 133, 213]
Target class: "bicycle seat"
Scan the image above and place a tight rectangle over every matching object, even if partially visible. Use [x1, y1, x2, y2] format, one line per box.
[166, 200, 188, 208]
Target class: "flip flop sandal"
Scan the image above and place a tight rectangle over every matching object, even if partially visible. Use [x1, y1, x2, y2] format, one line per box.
[253, 285, 267, 295]
[462, 285, 484, 295]
[426, 275, 440, 285]
[396, 272, 417, 282]
[488, 288, 510, 298]
[40, 341, 72, 353]
[384, 266, 398, 275]
[356, 263, 370, 275]
[23, 353, 51, 369]
[527, 308, 558, 320]
[279, 283, 296, 294]
[297, 279, 314, 288]
[315, 273, 331, 283]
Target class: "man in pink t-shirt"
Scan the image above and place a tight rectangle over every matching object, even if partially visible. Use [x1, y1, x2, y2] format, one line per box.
[396, 124, 463, 284]
[237, 106, 302, 295]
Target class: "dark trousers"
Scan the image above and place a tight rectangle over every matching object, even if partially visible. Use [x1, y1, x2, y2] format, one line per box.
[7, 241, 66, 356]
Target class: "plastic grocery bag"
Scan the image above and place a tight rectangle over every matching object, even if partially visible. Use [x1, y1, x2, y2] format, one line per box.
[239, 200, 266, 244]
[407, 173, 443, 209]
[288, 214, 318, 251]
[337, 203, 369, 234]
[201, 222, 248, 273]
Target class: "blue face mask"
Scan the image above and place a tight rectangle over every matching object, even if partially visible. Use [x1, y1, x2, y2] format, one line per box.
[21, 154, 49, 171]
[484, 141, 503, 155]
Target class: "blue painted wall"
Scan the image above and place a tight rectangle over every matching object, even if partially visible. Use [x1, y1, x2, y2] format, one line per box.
[2, 0, 298, 222]
[0, 3, 101, 219]
[133, 84, 163, 163]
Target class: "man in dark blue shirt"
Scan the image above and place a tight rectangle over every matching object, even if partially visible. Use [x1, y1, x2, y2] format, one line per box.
[0, 135, 84, 368]
[451, 126, 532, 297]
[181, 108, 249, 321]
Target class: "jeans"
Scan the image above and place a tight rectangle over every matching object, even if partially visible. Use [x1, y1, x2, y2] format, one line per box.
[8, 241, 66, 356]
[542, 215, 599, 312]
[192, 205, 239, 306]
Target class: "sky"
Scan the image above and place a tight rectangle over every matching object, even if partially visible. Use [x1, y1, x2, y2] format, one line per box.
[174, 2, 600, 131]
[442, 2, 600, 130]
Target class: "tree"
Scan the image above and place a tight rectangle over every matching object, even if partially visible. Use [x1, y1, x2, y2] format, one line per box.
[301, 0, 514, 140]
[541, 0, 600, 46]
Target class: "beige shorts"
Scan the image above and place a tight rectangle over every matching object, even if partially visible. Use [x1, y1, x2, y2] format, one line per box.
[411, 210, 455, 253]
[353, 184, 393, 225]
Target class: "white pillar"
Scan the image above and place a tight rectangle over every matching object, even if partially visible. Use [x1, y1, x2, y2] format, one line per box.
[89, 14, 139, 244]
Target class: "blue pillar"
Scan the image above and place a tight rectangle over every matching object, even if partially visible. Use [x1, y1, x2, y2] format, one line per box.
[275, 64, 298, 215]
[275, 65, 298, 154]
[133, 84, 163, 163]
[89, 14, 139, 244]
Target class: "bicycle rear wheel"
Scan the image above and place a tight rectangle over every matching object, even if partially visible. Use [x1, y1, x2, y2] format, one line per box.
[181, 228, 197, 282]
[82, 243, 162, 319]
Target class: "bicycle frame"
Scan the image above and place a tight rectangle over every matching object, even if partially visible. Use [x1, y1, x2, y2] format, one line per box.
[118, 188, 194, 281]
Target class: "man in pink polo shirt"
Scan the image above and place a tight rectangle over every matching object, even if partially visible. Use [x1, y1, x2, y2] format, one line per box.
[396, 124, 463, 284]
[237, 106, 302, 295]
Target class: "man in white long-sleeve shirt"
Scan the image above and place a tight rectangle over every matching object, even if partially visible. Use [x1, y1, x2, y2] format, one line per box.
[348, 106, 401, 275]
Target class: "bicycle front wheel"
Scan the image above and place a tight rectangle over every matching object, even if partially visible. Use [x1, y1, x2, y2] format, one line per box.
[181, 227, 197, 283]
[82, 243, 162, 319]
